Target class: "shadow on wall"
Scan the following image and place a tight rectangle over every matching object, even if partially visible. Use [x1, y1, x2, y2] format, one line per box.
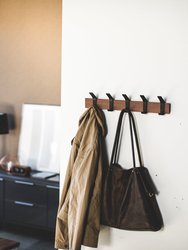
[99, 226, 112, 247]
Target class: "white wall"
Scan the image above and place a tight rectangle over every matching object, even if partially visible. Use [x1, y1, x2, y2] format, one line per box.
[60, 1, 188, 249]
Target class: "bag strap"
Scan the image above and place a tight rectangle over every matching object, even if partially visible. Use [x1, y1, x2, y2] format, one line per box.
[130, 111, 143, 167]
[110, 109, 143, 168]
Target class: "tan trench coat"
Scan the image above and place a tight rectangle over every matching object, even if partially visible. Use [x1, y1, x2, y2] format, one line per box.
[55, 107, 107, 250]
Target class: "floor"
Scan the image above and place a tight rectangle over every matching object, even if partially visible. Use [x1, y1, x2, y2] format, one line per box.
[0, 225, 56, 250]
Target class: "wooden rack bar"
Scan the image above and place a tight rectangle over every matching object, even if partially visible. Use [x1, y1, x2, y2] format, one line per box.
[85, 98, 171, 114]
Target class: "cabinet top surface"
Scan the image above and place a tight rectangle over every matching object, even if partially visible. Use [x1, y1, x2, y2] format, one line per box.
[0, 170, 59, 186]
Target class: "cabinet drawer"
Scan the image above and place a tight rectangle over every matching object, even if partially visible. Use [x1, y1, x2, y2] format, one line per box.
[5, 200, 46, 227]
[5, 180, 46, 205]
[47, 185, 59, 229]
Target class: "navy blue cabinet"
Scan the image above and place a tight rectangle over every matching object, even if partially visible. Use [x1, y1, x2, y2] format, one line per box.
[0, 171, 59, 231]
[47, 185, 60, 230]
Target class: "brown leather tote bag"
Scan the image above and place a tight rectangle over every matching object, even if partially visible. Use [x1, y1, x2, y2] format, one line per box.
[102, 110, 163, 231]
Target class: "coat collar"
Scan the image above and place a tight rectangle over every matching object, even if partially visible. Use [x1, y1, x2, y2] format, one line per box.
[78, 106, 107, 137]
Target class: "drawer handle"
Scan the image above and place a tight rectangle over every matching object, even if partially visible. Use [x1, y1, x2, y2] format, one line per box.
[46, 185, 59, 190]
[14, 201, 34, 207]
[15, 180, 34, 186]
[0, 178, 3, 181]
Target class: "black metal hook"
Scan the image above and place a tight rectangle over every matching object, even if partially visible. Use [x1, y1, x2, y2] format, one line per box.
[140, 95, 148, 114]
[89, 92, 97, 107]
[106, 93, 114, 111]
[157, 96, 166, 115]
[122, 94, 130, 111]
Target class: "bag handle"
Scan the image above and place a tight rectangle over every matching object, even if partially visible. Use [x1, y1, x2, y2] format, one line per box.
[110, 110, 143, 168]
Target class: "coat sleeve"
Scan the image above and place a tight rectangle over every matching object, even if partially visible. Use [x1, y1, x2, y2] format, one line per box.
[82, 141, 103, 248]
[54, 142, 79, 249]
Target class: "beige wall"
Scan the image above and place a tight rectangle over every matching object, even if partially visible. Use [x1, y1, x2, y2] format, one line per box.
[0, 0, 61, 158]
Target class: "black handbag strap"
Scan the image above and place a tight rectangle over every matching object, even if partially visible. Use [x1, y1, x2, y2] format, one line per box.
[110, 109, 143, 168]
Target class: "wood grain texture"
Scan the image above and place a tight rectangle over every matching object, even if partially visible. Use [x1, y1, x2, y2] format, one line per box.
[85, 98, 171, 114]
[0, 237, 20, 249]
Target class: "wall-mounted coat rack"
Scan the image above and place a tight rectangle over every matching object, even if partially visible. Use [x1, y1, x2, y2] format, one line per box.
[85, 93, 171, 115]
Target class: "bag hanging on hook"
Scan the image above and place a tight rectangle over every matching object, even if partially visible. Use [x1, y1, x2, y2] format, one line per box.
[101, 110, 163, 231]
